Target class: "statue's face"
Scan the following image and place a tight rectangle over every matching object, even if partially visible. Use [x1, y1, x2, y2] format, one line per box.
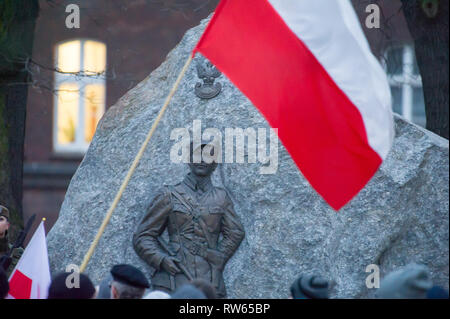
[188, 144, 218, 177]
[188, 161, 217, 177]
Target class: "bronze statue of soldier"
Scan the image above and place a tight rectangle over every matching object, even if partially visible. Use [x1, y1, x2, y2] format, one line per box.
[133, 142, 245, 298]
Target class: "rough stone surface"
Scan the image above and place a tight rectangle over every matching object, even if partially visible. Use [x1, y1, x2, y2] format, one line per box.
[47, 17, 449, 298]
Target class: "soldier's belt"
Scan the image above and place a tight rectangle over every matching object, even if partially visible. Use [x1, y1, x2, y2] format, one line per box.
[183, 240, 208, 258]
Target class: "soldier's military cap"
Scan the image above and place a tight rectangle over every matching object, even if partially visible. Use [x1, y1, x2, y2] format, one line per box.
[110, 264, 150, 289]
[0, 205, 9, 220]
[189, 140, 221, 164]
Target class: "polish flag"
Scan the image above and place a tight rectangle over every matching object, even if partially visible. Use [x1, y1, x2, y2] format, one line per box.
[193, 0, 394, 210]
[7, 221, 51, 299]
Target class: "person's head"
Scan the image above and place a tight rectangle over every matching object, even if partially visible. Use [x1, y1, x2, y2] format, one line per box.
[290, 274, 329, 299]
[0, 267, 9, 299]
[426, 286, 449, 299]
[143, 290, 171, 299]
[109, 264, 150, 299]
[188, 142, 219, 177]
[0, 205, 10, 238]
[48, 272, 96, 299]
[171, 284, 206, 299]
[377, 263, 433, 299]
[191, 278, 217, 299]
[95, 273, 113, 299]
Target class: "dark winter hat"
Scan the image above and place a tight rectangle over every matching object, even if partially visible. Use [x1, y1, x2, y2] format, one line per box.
[290, 274, 329, 299]
[0, 205, 9, 220]
[110, 264, 150, 289]
[48, 272, 96, 299]
[377, 263, 432, 299]
[96, 273, 113, 299]
[171, 284, 207, 299]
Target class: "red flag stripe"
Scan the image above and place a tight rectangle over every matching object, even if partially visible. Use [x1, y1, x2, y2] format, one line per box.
[8, 270, 33, 299]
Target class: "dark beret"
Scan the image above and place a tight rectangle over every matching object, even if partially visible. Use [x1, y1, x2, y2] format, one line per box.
[110, 264, 150, 289]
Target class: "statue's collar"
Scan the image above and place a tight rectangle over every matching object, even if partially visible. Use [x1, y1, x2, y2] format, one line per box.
[184, 173, 212, 192]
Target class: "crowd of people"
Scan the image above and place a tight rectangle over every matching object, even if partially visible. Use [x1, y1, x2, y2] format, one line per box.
[1, 204, 449, 300]
[1, 261, 448, 299]
[1, 202, 448, 300]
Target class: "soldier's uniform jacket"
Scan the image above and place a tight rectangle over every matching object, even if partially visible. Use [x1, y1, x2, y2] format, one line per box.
[133, 173, 245, 298]
[0, 236, 23, 278]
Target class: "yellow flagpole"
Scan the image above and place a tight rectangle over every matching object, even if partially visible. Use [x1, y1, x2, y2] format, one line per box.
[79, 54, 194, 273]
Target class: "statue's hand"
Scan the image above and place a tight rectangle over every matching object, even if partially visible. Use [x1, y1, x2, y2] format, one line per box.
[161, 256, 181, 275]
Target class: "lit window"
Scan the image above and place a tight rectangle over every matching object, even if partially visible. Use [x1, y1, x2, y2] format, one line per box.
[54, 39, 106, 154]
[383, 44, 426, 127]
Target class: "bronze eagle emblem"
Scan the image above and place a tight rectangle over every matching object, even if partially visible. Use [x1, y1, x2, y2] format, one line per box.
[195, 60, 222, 99]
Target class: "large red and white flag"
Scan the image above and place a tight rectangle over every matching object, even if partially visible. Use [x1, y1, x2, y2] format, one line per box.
[7, 220, 51, 299]
[193, 0, 394, 210]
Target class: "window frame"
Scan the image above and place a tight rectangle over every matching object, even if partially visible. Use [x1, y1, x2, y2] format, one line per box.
[382, 44, 424, 125]
[53, 38, 107, 156]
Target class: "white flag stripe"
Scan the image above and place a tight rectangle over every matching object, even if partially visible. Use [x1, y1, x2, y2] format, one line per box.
[267, 0, 394, 159]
